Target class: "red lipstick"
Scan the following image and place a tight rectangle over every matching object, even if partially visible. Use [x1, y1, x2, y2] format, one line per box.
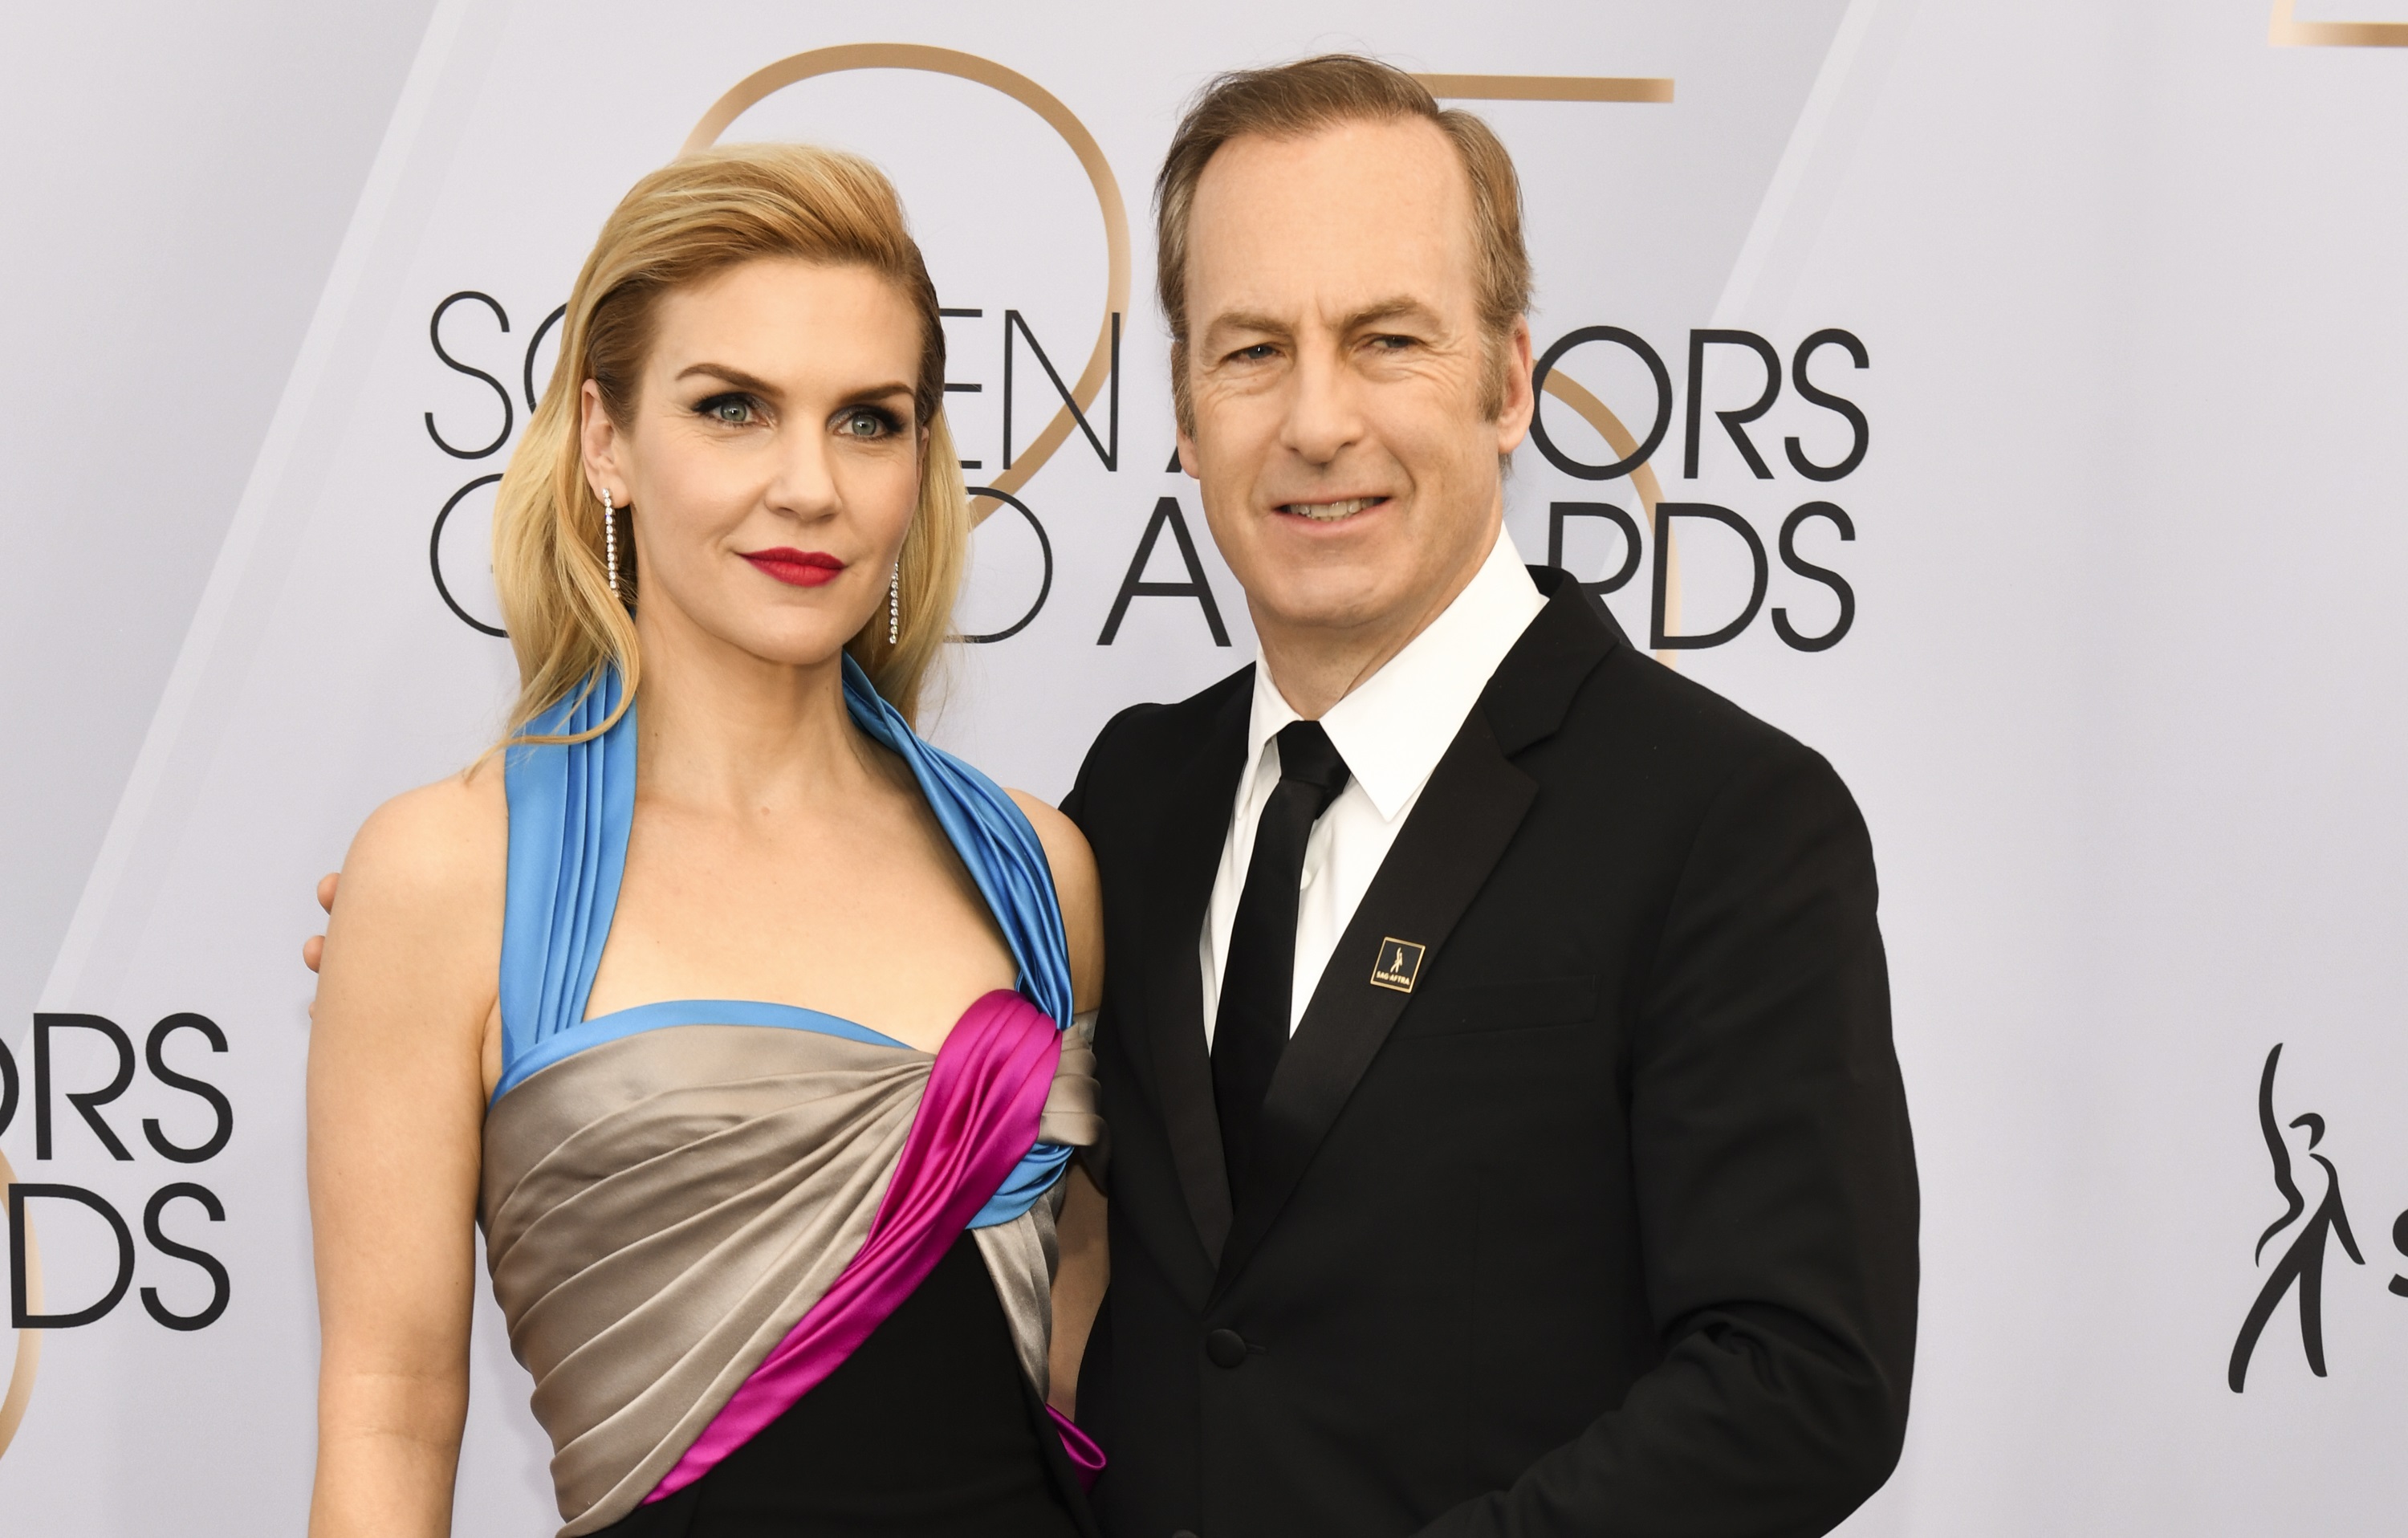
[742, 547, 846, 588]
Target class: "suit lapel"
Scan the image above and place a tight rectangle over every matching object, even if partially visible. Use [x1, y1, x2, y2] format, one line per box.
[1136, 673, 1252, 1263]
[1210, 575, 1620, 1296]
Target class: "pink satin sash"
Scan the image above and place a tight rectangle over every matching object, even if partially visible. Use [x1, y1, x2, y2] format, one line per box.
[645, 988, 1099, 1502]
[1047, 1403, 1106, 1487]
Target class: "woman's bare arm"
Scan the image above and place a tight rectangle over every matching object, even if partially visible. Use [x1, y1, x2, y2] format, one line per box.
[1008, 789, 1109, 1416]
[307, 767, 504, 1537]
[1009, 789, 1103, 1019]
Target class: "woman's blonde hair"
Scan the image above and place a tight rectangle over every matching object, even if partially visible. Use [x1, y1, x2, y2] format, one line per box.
[493, 143, 967, 740]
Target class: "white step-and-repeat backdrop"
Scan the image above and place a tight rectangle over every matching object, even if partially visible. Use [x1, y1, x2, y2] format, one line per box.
[5, 1, 2406, 1532]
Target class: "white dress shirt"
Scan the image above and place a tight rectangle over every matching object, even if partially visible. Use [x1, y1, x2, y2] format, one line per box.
[1199, 529, 1548, 1044]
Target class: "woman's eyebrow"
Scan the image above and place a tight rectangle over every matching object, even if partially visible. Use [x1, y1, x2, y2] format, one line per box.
[673, 362, 781, 395]
[673, 364, 917, 409]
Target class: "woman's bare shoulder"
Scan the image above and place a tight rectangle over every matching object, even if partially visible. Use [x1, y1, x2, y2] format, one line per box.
[311, 758, 508, 1072]
[1007, 789, 1102, 1014]
[1006, 791, 1096, 901]
[352, 759, 505, 877]
[339, 759, 508, 937]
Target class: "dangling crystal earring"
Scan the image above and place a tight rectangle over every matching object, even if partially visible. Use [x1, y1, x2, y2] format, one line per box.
[600, 488, 620, 600]
[888, 564, 901, 645]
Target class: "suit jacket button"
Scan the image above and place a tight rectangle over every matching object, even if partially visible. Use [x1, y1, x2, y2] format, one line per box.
[1204, 1328, 1248, 1369]
[1172, 1531, 1201, 1538]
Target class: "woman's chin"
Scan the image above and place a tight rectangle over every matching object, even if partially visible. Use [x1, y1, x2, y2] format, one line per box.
[662, 612, 870, 675]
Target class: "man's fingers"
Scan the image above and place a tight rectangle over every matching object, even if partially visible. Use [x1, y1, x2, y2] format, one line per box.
[304, 870, 338, 995]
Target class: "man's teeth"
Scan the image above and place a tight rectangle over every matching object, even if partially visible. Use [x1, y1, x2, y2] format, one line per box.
[1284, 497, 1377, 521]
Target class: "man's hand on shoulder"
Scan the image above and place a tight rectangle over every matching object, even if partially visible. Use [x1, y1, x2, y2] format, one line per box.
[304, 872, 338, 976]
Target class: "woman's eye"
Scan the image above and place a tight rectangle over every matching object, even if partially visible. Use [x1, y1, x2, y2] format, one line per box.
[838, 409, 890, 438]
[699, 395, 755, 425]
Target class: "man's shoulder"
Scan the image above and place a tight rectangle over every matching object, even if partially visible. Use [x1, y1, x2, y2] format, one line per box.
[1493, 578, 1825, 791]
[1083, 664, 1253, 775]
[1515, 630, 1874, 899]
[1600, 644, 1798, 751]
[1064, 663, 1252, 828]
[1547, 626, 1848, 812]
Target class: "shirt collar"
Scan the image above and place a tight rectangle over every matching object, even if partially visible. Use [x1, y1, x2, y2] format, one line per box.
[1246, 527, 1546, 821]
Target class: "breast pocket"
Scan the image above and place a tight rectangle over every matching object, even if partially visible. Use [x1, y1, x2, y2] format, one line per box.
[1397, 974, 1601, 1037]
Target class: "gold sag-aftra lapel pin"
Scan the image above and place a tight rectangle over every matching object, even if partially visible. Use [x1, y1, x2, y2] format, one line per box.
[1369, 938, 1426, 993]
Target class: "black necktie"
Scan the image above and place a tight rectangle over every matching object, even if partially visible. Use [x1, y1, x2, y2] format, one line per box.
[1212, 719, 1351, 1194]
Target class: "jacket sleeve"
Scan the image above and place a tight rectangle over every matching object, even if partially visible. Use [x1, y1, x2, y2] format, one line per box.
[1058, 702, 1145, 831]
[1415, 738, 1919, 1538]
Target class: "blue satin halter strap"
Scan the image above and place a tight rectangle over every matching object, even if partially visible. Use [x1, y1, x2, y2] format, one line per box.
[496, 658, 1076, 1227]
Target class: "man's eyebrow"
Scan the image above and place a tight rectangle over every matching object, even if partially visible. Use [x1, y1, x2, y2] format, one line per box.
[1199, 309, 1292, 347]
[1337, 296, 1439, 332]
[1198, 298, 1441, 352]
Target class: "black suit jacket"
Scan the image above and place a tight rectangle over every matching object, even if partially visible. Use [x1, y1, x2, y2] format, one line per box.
[1060, 571, 1918, 1538]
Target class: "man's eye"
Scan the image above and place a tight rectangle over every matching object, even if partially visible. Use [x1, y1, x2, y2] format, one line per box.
[1232, 344, 1277, 363]
[1370, 335, 1416, 351]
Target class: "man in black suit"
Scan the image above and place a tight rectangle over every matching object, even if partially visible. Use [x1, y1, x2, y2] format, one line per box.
[1059, 55, 1918, 1538]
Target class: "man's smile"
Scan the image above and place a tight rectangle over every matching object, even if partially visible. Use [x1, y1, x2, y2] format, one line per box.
[1276, 494, 1389, 522]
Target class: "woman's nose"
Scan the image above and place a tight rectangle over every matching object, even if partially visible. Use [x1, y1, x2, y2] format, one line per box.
[767, 430, 841, 518]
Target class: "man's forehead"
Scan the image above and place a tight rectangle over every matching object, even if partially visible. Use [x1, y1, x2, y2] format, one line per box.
[1191, 117, 1469, 227]
[1186, 118, 1475, 320]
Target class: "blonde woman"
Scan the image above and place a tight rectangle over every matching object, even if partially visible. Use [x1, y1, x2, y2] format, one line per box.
[306, 146, 1104, 1537]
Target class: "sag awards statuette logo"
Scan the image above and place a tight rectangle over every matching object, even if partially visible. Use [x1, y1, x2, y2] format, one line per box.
[2227, 1043, 2408, 1393]
[424, 47, 1868, 661]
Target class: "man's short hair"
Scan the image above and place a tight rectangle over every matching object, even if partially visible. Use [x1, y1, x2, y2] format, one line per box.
[1155, 54, 1533, 430]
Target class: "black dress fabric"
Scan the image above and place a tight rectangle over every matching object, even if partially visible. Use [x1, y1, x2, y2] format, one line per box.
[595, 1231, 1091, 1538]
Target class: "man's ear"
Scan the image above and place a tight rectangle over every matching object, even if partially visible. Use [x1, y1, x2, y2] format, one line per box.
[1173, 421, 1201, 480]
[1493, 316, 1536, 454]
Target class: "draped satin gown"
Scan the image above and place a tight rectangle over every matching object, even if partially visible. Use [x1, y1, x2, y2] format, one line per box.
[475, 662, 1104, 1537]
